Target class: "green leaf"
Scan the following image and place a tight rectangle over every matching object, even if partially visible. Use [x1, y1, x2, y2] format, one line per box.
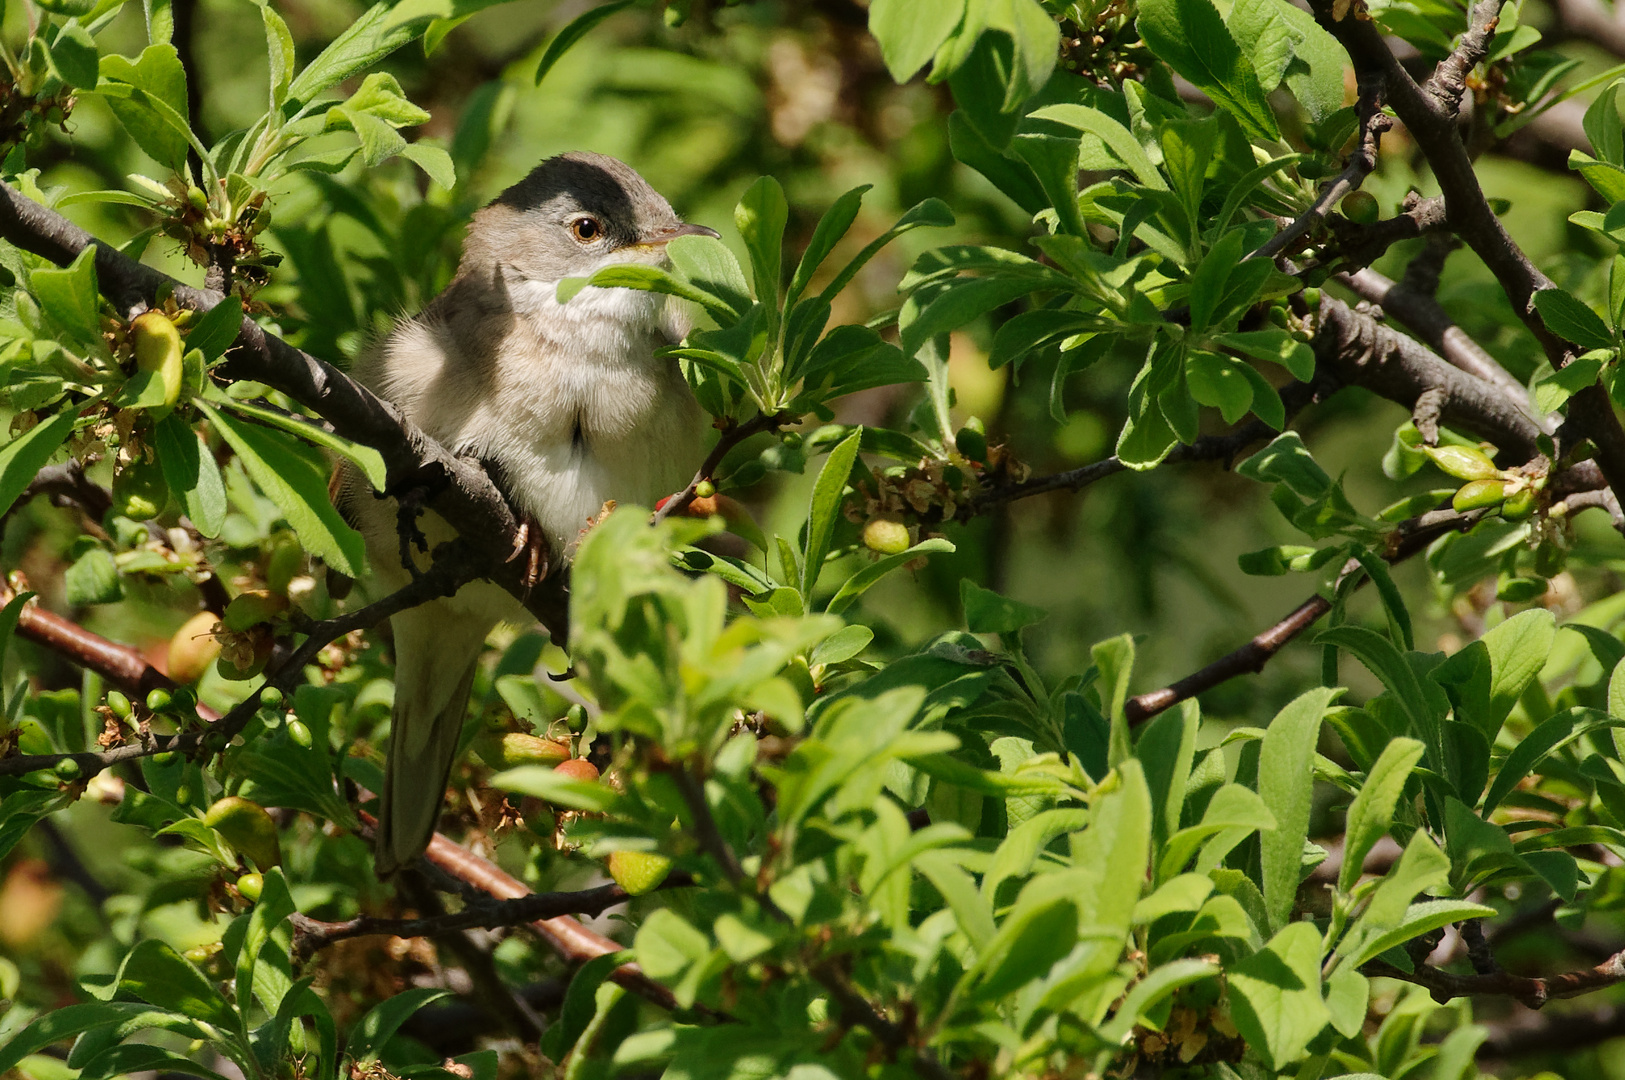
[1482, 707, 1618, 814]
[262, 2, 296, 106]
[0, 407, 81, 520]
[1339, 737, 1424, 894]
[1432, 607, 1554, 741]
[1186, 350, 1253, 423]
[1316, 625, 1442, 771]
[98, 45, 192, 170]
[1259, 687, 1340, 931]
[1325, 966, 1369, 1039]
[48, 23, 101, 89]
[1347, 899, 1497, 969]
[154, 414, 226, 537]
[217, 397, 386, 492]
[667, 235, 753, 318]
[801, 428, 862, 598]
[1534, 288, 1615, 349]
[539, 950, 633, 1061]
[825, 538, 954, 615]
[115, 939, 236, 1027]
[1028, 104, 1168, 190]
[64, 546, 121, 605]
[960, 580, 1046, 635]
[345, 987, 453, 1065]
[286, 5, 416, 108]
[583, 263, 741, 323]
[1227, 921, 1329, 1069]
[1585, 80, 1625, 167]
[736, 176, 787, 317]
[1097, 959, 1220, 1044]
[868, 0, 966, 81]
[1227, 0, 1349, 120]
[532, 0, 636, 85]
[402, 142, 456, 189]
[30, 246, 100, 338]
[1135, 0, 1281, 141]
[0, 1003, 155, 1074]
[820, 198, 955, 303]
[1094, 633, 1135, 768]
[899, 276, 1044, 360]
[490, 765, 626, 812]
[184, 296, 243, 363]
[786, 186, 870, 314]
[1158, 783, 1275, 880]
[1534, 354, 1604, 413]
[237, 867, 298, 1018]
[1214, 329, 1315, 383]
[196, 400, 367, 577]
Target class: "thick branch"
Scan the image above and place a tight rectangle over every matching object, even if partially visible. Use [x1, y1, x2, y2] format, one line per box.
[1335, 267, 1540, 425]
[1312, 294, 1543, 460]
[1309, 0, 1625, 496]
[0, 181, 568, 637]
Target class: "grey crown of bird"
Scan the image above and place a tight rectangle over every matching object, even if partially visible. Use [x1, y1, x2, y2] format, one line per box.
[338, 152, 711, 874]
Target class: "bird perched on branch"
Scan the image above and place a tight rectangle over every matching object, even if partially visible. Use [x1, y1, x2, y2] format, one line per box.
[338, 152, 710, 875]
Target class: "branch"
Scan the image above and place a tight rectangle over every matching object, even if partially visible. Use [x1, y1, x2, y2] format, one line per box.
[652, 411, 794, 524]
[0, 181, 569, 638]
[1124, 504, 1494, 725]
[0, 588, 694, 1019]
[289, 873, 694, 961]
[1365, 947, 1625, 1009]
[1250, 73, 1390, 263]
[1335, 266, 1541, 426]
[965, 380, 1327, 515]
[1309, 0, 1625, 496]
[1312, 294, 1543, 460]
[0, 544, 479, 778]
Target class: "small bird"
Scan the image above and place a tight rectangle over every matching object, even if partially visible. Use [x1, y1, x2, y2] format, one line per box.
[340, 152, 710, 874]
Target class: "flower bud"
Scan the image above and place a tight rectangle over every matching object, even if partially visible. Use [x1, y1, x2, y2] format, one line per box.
[1428, 444, 1501, 482]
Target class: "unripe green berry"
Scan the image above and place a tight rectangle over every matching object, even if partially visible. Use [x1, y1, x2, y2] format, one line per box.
[55, 757, 81, 780]
[106, 691, 131, 719]
[286, 719, 313, 749]
[146, 688, 172, 713]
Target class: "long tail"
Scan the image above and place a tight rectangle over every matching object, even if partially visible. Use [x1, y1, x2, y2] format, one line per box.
[374, 600, 495, 876]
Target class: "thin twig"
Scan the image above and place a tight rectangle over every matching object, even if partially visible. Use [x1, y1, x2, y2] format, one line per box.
[652, 411, 794, 524]
[1364, 946, 1625, 1009]
[290, 872, 692, 961]
[1249, 73, 1389, 264]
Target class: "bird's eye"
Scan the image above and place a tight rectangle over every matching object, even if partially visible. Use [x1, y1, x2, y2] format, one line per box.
[570, 217, 601, 242]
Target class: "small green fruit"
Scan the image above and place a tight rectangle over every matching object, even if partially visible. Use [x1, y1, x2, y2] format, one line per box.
[106, 690, 132, 719]
[112, 458, 168, 520]
[236, 873, 264, 902]
[152, 751, 178, 766]
[566, 704, 589, 733]
[479, 732, 571, 770]
[285, 719, 312, 749]
[694, 479, 716, 499]
[1502, 487, 1538, 521]
[130, 310, 184, 407]
[861, 517, 912, 556]
[1340, 190, 1379, 224]
[54, 757, 81, 781]
[259, 686, 283, 709]
[607, 851, 672, 896]
[146, 688, 173, 713]
[954, 426, 988, 463]
[1453, 478, 1510, 512]
[1428, 444, 1501, 482]
[204, 795, 282, 869]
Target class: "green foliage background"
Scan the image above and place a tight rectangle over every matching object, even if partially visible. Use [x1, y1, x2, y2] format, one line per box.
[8, 0, 1625, 1078]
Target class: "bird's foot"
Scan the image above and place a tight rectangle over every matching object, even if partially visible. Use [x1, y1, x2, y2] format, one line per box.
[506, 515, 552, 595]
[393, 486, 433, 580]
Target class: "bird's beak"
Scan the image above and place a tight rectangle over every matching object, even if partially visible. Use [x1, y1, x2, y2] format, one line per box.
[641, 221, 720, 245]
